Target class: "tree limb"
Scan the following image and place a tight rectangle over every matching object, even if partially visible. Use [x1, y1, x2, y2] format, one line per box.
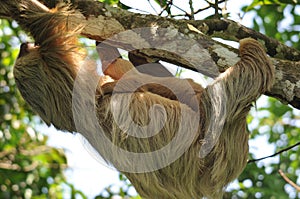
[1, 0, 300, 109]
[189, 19, 300, 61]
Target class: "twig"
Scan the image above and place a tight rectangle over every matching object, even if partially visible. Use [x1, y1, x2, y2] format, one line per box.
[222, 0, 228, 17]
[158, 0, 172, 16]
[130, 7, 152, 14]
[203, 0, 224, 13]
[170, 14, 190, 18]
[193, 5, 211, 14]
[278, 169, 300, 192]
[171, 2, 191, 17]
[248, 141, 300, 163]
[214, 0, 219, 18]
[194, 1, 222, 15]
[189, 0, 194, 20]
[147, 0, 158, 15]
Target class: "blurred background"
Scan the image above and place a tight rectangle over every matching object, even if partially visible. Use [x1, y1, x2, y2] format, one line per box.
[1, 0, 300, 198]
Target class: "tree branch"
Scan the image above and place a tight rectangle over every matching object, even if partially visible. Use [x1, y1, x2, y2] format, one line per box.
[1, 0, 300, 109]
[278, 169, 300, 192]
[248, 141, 300, 163]
[189, 19, 300, 61]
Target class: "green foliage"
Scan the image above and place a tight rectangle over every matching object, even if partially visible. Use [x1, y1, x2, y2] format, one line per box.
[1, 0, 300, 198]
[0, 19, 83, 199]
[236, 2, 300, 196]
[231, 97, 300, 198]
[99, 0, 119, 6]
[98, 0, 132, 10]
[94, 174, 137, 199]
[243, 1, 300, 49]
[153, 0, 168, 7]
[246, 0, 299, 11]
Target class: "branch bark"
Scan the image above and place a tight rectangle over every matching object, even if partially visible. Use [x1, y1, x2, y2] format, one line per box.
[1, 0, 300, 109]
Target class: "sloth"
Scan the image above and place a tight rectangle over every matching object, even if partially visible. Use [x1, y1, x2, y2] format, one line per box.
[12, 1, 275, 199]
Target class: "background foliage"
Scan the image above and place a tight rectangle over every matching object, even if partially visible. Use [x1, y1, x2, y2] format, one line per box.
[0, 0, 299, 198]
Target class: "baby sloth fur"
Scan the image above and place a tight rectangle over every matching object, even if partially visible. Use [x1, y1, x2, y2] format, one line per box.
[13, 2, 274, 199]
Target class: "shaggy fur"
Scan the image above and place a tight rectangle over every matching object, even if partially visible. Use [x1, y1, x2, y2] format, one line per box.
[13, 2, 275, 199]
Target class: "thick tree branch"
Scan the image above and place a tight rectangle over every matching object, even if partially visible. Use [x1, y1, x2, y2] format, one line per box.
[1, 0, 300, 109]
[189, 19, 300, 61]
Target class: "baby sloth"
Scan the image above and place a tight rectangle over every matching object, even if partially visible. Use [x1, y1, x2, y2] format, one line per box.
[13, 2, 274, 199]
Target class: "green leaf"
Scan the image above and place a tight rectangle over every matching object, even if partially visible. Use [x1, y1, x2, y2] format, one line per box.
[153, 0, 168, 7]
[99, 0, 119, 5]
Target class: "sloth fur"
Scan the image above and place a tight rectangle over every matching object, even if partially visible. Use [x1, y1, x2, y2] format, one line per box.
[13, 2, 275, 199]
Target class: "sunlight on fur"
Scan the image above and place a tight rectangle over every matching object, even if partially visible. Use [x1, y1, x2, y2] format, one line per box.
[13, 2, 275, 198]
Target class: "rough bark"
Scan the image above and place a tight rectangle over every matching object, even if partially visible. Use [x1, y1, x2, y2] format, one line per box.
[1, 0, 300, 109]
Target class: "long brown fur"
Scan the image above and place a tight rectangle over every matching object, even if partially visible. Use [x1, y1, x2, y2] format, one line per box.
[13, 2, 275, 199]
